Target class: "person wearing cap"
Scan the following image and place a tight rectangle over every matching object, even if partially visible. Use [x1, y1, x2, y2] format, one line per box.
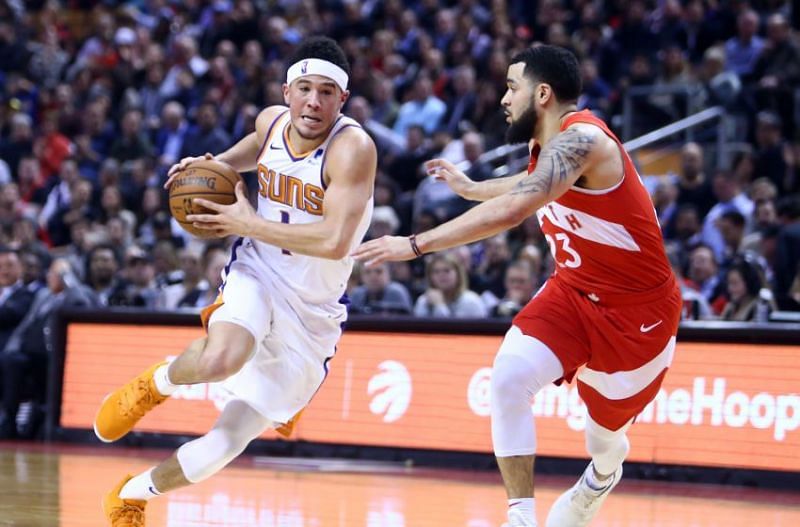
[97, 36, 376, 526]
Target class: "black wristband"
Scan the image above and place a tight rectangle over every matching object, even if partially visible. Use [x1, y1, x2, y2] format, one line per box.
[409, 234, 423, 257]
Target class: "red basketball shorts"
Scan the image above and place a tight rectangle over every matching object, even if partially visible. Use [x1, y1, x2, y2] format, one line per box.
[513, 276, 683, 431]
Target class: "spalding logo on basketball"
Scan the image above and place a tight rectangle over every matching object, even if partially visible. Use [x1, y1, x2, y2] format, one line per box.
[168, 159, 243, 237]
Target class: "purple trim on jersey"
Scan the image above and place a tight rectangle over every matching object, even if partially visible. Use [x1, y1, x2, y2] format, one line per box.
[282, 114, 341, 162]
[219, 236, 244, 293]
[319, 122, 362, 190]
[256, 110, 289, 160]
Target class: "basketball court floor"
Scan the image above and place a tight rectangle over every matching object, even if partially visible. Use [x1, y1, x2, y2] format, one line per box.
[1, 442, 798, 526]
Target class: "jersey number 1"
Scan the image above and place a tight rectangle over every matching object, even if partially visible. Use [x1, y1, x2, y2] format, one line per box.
[545, 233, 581, 268]
[280, 211, 291, 255]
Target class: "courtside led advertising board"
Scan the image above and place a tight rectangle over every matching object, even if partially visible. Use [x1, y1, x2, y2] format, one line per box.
[60, 323, 800, 472]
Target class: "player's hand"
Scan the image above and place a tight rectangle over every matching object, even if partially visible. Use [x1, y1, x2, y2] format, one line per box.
[186, 182, 256, 237]
[352, 235, 416, 267]
[164, 153, 215, 190]
[424, 158, 476, 200]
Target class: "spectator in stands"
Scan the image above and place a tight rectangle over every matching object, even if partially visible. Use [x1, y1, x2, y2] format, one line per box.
[653, 179, 679, 231]
[347, 96, 404, 159]
[751, 14, 800, 137]
[753, 111, 794, 194]
[157, 246, 205, 310]
[0, 258, 98, 439]
[667, 245, 713, 320]
[393, 74, 447, 137]
[724, 9, 764, 78]
[475, 234, 512, 301]
[39, 158, 79, 230]
[47, 178, 96, 248]
[443, 65, 477, 136]
[491, 260, 538, 319]
[675, 142, 716, 218]
[0, 112, 34, 180]
[350, 262, 413, 316]
[701, 170, 754, 261]
[462, 132, 492, 183]
[154, 101, 188, 173]
[578, 58, 612, 119]
[720, 259, 774, 322]
[109, 108, 153, 162]
[178, 244, 227, 310]
[774, 196, 800, 310]
[11, 218, 49, 264]
[0, 248, 36, 354]
[716, 209, 747, 269]
[686, 244, 724, 309]
[414, 253, 485, 318]
[180, 102, 232, 159]
[108, 245, 159, 308]
[368, 206, 401, 241]
[742, 199, 779, 253]
[85, 244, 123, 306]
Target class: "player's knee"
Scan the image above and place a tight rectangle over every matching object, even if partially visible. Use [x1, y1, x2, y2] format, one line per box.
[178, 427, 251, 483]
[492, 354, 536, 404]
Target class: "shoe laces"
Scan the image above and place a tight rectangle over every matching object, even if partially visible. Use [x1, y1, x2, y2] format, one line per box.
[110, 504, 144, 526]
[118, 379, 162, 419]
[569, 475, 611, 517]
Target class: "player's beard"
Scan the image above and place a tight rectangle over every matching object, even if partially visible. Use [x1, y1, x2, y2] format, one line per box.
[505, 104, 538, 145]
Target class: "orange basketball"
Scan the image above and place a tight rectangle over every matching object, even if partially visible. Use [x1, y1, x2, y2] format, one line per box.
[168, 159, 243, 237]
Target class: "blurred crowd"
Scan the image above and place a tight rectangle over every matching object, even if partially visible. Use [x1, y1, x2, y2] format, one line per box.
[0, 0, 797, 364]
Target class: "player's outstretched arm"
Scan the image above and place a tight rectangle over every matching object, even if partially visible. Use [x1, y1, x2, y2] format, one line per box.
[188, 127, 377, 259]
[425, 158, 530, 202]
[353, 125, 599, 265]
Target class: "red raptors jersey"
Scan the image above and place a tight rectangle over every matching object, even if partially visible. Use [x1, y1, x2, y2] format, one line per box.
[532, 110, 673, 297]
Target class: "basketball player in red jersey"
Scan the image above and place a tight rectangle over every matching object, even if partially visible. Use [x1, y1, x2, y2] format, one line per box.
[353, 45, 682, 527]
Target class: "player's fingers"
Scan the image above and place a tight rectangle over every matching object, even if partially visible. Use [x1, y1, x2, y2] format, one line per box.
[204, 152, 214, 159]
[163, 173, 178, 190]
[364, 256, 386, 268]
[192, 198, 223, 212]
[351, 242, 378, 259]
[186, 213, 219, 223]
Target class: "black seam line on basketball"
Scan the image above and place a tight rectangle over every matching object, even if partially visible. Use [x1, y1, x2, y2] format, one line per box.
[169, 191, 239, 198]
[176, 219, 213, 225]
[183, 166, 242, 186]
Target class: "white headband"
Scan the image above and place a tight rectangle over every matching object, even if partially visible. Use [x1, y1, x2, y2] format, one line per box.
[286, 58, 349, 92]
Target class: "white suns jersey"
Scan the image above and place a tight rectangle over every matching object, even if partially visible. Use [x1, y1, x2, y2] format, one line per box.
[232, 109, 372, 306]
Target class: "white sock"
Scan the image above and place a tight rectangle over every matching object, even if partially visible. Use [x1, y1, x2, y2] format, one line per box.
[508, 497, 535, 521]
[119, 468, 161, 501]
[585, 464, 613, 491]
[153, 363, 178, 396]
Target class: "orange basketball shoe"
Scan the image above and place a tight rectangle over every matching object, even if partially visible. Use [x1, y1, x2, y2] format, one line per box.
[94, 361, 169, 443]
[103, 475, 146, 526]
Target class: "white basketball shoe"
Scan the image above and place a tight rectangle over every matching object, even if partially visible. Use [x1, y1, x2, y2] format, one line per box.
[545, 462, 622, 527]
[501, 506, 538, 527]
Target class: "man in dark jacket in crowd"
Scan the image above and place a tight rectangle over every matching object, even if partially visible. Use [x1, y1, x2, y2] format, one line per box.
[0, 247, 36, 352]
[0, 258, 98, 438]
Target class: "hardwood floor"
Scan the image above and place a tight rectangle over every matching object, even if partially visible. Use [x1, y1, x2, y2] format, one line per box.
[1, 442, 798, 526]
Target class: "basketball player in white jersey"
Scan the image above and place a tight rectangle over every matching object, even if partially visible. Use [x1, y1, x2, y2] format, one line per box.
[95, 37, 376, 526]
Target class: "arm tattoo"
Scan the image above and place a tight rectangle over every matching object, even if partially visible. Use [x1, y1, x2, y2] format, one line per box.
[511, 127, 596, 196]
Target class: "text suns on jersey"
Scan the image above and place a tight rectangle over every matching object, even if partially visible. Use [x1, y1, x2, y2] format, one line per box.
[257, 162, 324, 216]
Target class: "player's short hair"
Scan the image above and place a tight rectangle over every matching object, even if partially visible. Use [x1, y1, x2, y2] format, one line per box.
[510, 45, 582, 103]
[289, 36, 351, 78]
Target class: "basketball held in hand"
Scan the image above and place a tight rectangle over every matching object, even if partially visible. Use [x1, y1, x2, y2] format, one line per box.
[168, 159, 243, 237]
